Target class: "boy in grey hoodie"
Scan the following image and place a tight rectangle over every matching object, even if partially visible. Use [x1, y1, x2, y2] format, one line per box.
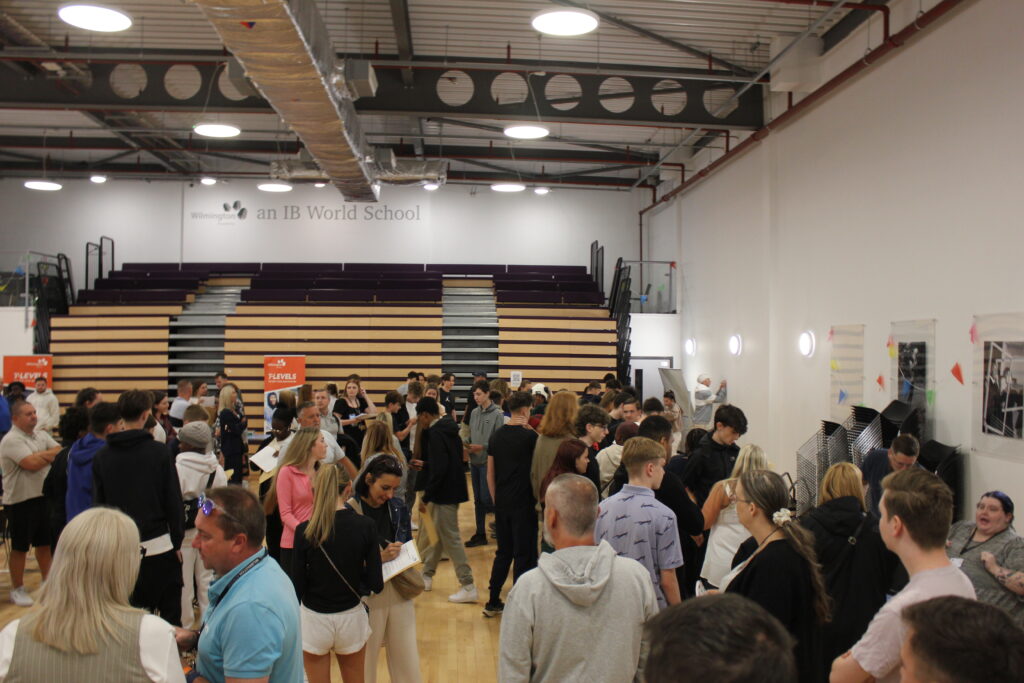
[467, 383, 504, 547]
[498, 474, 657, 683]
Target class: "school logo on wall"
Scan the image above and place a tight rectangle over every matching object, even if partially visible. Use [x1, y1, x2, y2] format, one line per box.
[222, 200, 247, 220]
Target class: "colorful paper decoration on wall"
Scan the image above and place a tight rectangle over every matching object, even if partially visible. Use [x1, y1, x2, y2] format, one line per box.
[951, 362, 964, 385]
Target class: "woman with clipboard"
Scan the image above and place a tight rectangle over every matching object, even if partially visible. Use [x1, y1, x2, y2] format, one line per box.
[347, 454, 423, 683]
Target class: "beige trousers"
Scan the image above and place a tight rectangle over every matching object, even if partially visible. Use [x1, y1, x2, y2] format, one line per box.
[364, 582, 423, 683]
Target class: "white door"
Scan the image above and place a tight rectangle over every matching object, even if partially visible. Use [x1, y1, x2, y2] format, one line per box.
[630, 356, 674, 401]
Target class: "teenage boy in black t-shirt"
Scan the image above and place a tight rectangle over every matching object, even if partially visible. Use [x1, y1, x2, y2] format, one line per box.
[483, 390, 539, 617]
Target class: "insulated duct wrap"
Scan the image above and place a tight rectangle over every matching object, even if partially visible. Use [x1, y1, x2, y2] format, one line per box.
[189, 0, 378, 201]
[376, 159, 447, 186]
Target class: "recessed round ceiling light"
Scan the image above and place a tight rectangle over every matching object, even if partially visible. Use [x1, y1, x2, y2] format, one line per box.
[491, 183, 526, 193]
[314, 182, 326, 188]
[25, 180, 62, 191]
[90, 174, 107, 184]
[423, 182, 440, 191]
[728, 334, 743, 356]
[504, 124, 549, 140]
[193, 123, 240, 138]
[684, 338, 696, 356]
[531, 8, 599, 36]
[258, 182, 292, 193]
[58, 4, 133, 32]
[798, 330, 816, 357]
[534, 187, 550, 195]
[199, 177, 217, 186]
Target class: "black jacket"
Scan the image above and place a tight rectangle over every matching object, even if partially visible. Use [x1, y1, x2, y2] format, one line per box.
[421, 416, 469, 505]
[681, 433, 740, 505]
[801, 496, 900, 663]
[93, 428, 185, 550]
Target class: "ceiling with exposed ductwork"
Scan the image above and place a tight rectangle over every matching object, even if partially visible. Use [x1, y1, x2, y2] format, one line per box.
[0, 0, 882, 197]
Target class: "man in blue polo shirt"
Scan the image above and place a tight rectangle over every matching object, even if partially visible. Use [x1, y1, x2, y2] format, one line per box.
[174, 486, 301, 683]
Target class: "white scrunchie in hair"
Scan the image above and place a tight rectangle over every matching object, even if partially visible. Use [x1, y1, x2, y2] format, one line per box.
[772, 508, 793, 526]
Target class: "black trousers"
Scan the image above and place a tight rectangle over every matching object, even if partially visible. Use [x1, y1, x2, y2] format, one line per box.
[131, 549, 183, 627]
[487, 505, 538, 604]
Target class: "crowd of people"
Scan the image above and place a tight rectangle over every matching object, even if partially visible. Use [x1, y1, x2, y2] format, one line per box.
[0, 368, 1022, 683]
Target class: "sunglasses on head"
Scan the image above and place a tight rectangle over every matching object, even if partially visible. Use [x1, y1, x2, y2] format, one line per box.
[198, 494, 239, 523]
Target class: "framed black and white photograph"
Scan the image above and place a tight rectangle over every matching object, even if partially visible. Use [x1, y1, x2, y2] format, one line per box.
[890, 320, 936, 443]
[982, 341, 1024, 439]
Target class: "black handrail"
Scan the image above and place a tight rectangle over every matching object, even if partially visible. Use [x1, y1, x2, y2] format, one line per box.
[99, 236, 115, 276]
[85, 240, 100, 290]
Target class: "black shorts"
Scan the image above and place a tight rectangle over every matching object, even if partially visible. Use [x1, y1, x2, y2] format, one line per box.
[7, 496, 51, 552]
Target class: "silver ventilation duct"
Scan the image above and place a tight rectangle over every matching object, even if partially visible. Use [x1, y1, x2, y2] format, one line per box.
[189, 0, 379, 202]
[272, 155, 446, 188]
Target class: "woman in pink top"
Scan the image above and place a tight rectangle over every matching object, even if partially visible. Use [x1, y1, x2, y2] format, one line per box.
[264, 426, 327, 579]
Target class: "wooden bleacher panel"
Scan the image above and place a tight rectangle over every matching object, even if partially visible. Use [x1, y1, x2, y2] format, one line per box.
[496, 306, 610, 319]
[51, 314, 171, 406]
[226, 304, 443, 432]
[496, 305, 616, 392]
[68, 305, 183, 316]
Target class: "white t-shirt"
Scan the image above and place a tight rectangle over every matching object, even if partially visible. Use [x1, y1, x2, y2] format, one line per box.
[851, 563, 975, 683]
[168, 397, 189, 421]
[0, 613, 185, 682]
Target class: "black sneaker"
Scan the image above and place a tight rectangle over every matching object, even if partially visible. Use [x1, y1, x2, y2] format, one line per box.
[483, 600, 505, 617]
[465, 534, 487, 548]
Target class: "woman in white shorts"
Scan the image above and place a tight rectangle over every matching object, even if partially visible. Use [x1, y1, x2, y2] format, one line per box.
[294, 463, 383, 682]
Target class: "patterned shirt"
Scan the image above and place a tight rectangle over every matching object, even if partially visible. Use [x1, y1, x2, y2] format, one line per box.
[595, 484, 683, 608]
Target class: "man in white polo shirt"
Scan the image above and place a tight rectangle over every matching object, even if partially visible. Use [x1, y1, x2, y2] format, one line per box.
[277, 402, 356, 481]
[0, 400, 61, 606]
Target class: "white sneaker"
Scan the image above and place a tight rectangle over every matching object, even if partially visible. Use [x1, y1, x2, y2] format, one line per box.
[449, 584, 478, 604]
[423, 575, 432, 592]
[10, 587, 32, 607]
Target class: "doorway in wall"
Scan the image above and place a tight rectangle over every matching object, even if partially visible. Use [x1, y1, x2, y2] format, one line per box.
[630, 356, 674, 401]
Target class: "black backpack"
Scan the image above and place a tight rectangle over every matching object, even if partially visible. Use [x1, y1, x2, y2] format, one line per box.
[183, 472, 218, 530]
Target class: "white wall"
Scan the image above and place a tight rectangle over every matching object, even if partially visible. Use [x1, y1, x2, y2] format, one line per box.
[0, 308, 35, 365]
[0, 181, 642, 290]
[648, 0, 1024, 510]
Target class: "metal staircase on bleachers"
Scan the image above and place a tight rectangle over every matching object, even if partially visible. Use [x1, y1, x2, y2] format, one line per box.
[167, 284, 243, 388]
[441, 279, 499, 412]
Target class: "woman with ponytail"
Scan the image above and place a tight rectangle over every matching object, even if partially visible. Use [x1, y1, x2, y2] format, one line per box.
[724, 469, 830, 683]
[293, 463, 383, 683]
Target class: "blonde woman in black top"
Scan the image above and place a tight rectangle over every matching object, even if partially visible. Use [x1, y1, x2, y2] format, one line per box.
[293, 463, 383, 683]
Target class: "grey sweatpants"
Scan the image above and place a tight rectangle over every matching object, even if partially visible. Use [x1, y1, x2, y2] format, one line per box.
[421, 502, 474, 586]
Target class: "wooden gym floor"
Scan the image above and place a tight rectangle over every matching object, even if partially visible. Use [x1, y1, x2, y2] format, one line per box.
[0, 473, 505, 682]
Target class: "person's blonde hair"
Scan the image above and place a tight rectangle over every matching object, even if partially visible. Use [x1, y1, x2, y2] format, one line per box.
[361, 420, 401, 463]
[218, 385, 237, 413]
[539, 391, 578, 438]
[304, 463, 345, 546]
[819, 462, 865, 510]
[489, 378, 510, 399]
[29, 507, 143, 654]
[264, 426, 321, 515]
[622, 436, 666, 477]
[729, 444, 770, 481]
[598, 390, 616, 412]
